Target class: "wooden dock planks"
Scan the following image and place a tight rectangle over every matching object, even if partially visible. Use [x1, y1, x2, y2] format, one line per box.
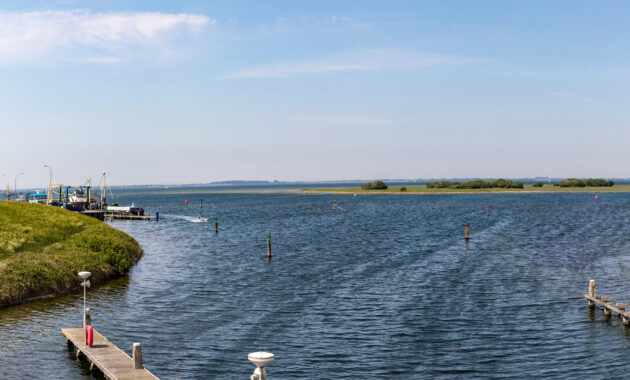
[62, 327, 159, 380]
[584, 294, 630, 325]
[105, 214, 155, 221]
[81, 210, 106, 221]
[584, 294, 627, 315]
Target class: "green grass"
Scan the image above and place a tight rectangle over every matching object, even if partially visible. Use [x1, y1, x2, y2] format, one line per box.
[302, 184, 630, 194]
[0, 202, 141, 307]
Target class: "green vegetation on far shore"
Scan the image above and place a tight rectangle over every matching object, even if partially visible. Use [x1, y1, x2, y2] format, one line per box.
[555, 178, 614, 187]
[0, 202, 141, 307]
[361, 180, 388, 190]
[426, 179, 524, 189]
[302, 184, 630, 194]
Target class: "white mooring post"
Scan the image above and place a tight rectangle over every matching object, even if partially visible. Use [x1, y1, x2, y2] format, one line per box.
[248, 352, 274, 380]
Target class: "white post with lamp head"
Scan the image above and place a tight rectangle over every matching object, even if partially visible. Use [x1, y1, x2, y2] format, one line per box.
[78, 271, 91, 332]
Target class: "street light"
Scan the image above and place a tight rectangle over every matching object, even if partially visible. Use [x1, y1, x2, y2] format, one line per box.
[78, 271, 91, 331]
[43, 165, 52, 204]
[14, 172, 24, 200]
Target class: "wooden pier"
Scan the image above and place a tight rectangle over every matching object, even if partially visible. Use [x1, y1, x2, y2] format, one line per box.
[106, 214, 156, 221]
[583, 279, 630, 325]
[62, 327, 159, 380]
[81, 210, 105, 221]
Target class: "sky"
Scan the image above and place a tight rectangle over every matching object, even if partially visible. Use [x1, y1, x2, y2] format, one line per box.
[0, 0, 629, 187]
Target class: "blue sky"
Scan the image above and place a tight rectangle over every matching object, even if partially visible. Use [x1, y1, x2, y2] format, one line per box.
[0, 0, 628, 187]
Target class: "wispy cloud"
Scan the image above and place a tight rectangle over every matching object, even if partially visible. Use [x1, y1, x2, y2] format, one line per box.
[260, 15, 367, 37]
[551, 91, 599, 104]
[0, 10, 214, 64]
[293, 115, 391, 125]
[224, 49, 475, 79]
[76, 56, 123, 63]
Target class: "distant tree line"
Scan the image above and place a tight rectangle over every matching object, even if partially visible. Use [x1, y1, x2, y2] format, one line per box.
[426, 179, 524, 189]
[361, 180, 388, 190]
[554, 178, 614, 187]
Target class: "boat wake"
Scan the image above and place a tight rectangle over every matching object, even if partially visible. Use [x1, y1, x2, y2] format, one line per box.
[163, 214, 208, 223]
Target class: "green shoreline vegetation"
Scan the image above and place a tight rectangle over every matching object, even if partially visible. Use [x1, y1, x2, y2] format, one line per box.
[0, 202, 141, 307]
[426, 179, 525, 189]
[303, 178, 629, 194]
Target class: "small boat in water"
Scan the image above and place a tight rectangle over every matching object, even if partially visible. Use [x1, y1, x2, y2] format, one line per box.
[105, 203, 145, 216]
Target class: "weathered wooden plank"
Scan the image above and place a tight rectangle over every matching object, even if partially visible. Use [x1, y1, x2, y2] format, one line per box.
[62, 327, 159, 380]
[584, 294, 630, 318]
[105, 214, 155, 220]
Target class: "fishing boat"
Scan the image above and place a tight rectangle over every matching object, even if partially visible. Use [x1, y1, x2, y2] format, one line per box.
[28, 193, 48, 204]
[68, 188, 89, 205]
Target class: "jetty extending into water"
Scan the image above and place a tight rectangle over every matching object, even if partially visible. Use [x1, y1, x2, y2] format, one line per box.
[62, 327, 159, 380]
[81, 210, 158, 221]
[81, 210, 105, 221]
[105, 213, 157, 221]
[583, 280, 630, 326]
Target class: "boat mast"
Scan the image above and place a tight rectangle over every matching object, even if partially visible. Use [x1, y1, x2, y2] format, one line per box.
[87, 176, 91, 208]
[102, 172, 106, 206]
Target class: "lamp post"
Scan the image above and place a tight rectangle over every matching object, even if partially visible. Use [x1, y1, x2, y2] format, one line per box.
[14, 172, 24, 201]
[78, 271, 91, 332]
[43, 165, 52, 204]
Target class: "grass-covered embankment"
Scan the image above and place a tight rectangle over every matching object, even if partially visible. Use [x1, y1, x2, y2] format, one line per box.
[302, 184, 630, 194]
[0, 202, 142, 307]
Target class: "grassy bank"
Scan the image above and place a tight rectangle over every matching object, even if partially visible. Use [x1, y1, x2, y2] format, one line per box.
[0, 202, 141, 307]
[302, 184, 630, 194]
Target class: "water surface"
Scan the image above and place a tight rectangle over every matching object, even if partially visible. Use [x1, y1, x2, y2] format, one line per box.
[2, 192, 630, 379]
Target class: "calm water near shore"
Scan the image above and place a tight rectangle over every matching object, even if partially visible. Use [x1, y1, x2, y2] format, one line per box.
[2, 191, 630, 379]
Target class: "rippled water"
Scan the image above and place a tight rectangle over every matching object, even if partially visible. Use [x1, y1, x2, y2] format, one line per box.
[2, 191, 630, 379]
